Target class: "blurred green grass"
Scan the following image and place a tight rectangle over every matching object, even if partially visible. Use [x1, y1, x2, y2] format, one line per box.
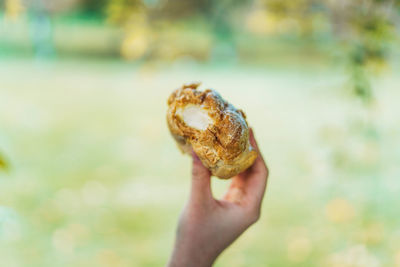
[0, 58, 400, 267]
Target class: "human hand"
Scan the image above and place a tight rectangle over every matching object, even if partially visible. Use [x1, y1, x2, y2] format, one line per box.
[168, 129, 269, 267]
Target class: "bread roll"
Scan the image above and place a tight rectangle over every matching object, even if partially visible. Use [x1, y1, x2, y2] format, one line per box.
[166, 83, 257, 179]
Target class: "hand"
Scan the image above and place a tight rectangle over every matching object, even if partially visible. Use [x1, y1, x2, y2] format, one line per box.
[168, 129, 269, 267]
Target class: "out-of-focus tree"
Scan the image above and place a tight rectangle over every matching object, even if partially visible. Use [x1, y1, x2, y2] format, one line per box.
[339, 0, 396, 103]
[106, 0, 148, 59]
[106, 0, 251, 61]
[78, 0, 108, 16]
[1, 0, 109, 57]
[248, 0, 399, 103]
[245, 0, 399, 173]
[107, 0, 399, 103]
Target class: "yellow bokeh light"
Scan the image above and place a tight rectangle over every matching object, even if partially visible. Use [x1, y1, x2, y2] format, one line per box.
[395, 250, 400, 267]
[96, 249, 126, 267]
[287, 235, 312, 262]
[358, 223, 384, 245]
[325, 198, 355, 223]
[246, 9, 280, 35]
[121, 30, 149, 60]
[5, 0, 25, 20]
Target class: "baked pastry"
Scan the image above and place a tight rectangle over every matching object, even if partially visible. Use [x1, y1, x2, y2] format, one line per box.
[166, 82, 257, 179]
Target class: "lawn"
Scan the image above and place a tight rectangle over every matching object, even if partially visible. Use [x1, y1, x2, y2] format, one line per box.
[0, 58, 399, 267]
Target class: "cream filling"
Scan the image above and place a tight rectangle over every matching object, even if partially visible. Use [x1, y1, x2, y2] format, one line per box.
[176, 104, 213, 131]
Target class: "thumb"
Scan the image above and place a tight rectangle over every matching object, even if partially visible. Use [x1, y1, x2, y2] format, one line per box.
[191, 151, 212, 201]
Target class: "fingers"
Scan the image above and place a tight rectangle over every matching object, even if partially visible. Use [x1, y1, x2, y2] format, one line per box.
[223, 176, 245, 203]
[191, 151, 213, 202]
[243, 128, 269, 205]
[190, 128, 268, 209]
[224, 128, 268, 209]
[248, 128, 268, 175]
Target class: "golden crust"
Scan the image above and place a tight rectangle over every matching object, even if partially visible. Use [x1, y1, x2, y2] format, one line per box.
[167, 83, 258, 179]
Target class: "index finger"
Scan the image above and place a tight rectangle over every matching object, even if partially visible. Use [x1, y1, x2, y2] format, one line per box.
[239, 128, 269, 206]
[190, 150, 213, 203]
[248, 128, 268, 175]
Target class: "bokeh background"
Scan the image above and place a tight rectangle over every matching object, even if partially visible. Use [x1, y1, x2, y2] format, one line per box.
[1, 0, 400, 266]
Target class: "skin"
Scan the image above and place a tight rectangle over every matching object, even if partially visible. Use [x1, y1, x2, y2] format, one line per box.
[168, 129, 269, 267]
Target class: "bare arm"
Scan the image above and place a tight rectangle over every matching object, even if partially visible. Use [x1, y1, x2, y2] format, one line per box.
[168, 129, 269, 267]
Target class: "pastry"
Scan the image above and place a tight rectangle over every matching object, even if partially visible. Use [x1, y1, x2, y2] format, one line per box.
[166, 82, 257, 179]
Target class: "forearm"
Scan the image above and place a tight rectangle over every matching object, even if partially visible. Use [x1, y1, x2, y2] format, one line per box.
[167, 241, 217, 267]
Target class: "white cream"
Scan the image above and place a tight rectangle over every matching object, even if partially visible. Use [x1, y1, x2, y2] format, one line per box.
[176, 104, 213, 130]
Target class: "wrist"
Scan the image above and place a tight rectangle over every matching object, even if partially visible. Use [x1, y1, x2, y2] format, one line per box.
[168, 242, 217, 267]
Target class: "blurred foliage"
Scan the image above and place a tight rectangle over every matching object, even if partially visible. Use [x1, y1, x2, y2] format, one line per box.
[0, 153, 8, 171]
[2, 0, 24, 19]
[2, 0, 399, 98]
[79, 0, 108, 16]
[104, 0, 249, 61]
[104, 0, 400, 102]
[0, 0, 106, 17]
